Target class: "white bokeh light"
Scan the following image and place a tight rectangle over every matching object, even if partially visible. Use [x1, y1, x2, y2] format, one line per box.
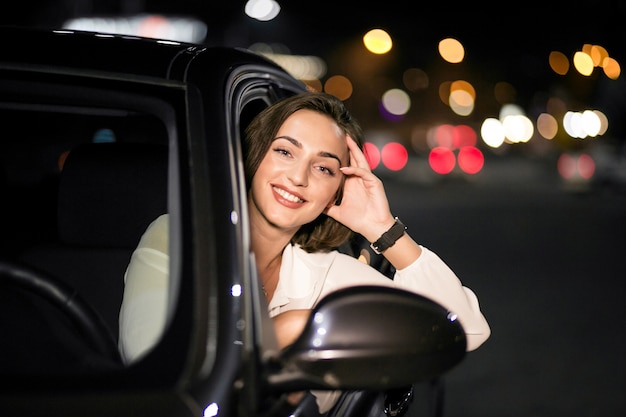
[381, 88, 411, 115]
[245, 0, 281, 21]
[481, 117, 505, 148]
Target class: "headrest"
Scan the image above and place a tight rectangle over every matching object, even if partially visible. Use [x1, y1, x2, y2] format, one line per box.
[58, 142, 168, 249]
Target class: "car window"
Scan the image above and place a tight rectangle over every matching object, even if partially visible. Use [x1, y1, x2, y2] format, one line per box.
[0, 74, 179, 383]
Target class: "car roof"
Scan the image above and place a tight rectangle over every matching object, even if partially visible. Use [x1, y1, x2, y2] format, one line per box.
[0, 25, 285, 81]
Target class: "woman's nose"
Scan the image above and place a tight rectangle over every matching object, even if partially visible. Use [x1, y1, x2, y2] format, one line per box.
[287, 163, 308, 187]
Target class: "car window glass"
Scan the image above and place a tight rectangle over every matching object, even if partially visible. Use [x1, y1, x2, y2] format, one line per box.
[0, 80, 176, 382]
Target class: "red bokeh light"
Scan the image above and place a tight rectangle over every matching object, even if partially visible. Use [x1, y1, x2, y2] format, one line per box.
[434, 124, 455, 148]
[452, 125, 477, 149]
[457, 146, 484, 174]
[381, 142, 408, 171]
[577, 153, 595, 179]
[428, 146, 455, 174]
[557, 153, 576, 179]
[363, 142, 381, 169]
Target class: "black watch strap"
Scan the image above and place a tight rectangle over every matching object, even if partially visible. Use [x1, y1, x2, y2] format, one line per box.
[370, 217, 407, 254]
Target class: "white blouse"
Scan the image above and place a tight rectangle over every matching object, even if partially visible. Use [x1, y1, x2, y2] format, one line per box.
[270, 240, 490, 351]
[119, 213, 490, 365]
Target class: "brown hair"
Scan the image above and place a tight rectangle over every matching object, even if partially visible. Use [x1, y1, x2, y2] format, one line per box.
[244, 92, 364, 252]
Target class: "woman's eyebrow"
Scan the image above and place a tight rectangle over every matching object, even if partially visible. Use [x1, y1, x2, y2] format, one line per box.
[275, 135, 343, 166]
[318, 151, 343, 166]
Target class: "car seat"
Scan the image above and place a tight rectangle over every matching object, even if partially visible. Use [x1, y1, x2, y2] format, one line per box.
[18, 142, 168, 344]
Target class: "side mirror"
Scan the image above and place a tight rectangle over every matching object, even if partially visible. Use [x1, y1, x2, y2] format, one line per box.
[269, 285, 466, 391]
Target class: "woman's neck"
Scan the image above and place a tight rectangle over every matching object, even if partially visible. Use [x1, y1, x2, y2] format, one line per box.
[250, 220, 294, 300]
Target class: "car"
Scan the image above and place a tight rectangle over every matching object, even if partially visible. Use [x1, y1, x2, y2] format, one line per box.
[0, 26, 466, 417]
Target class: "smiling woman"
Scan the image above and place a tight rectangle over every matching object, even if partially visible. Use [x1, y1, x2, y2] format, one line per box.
[120, 92, 491, 415]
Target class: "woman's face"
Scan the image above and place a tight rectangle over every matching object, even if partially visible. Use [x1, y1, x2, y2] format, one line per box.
[249, 109, 348, 232]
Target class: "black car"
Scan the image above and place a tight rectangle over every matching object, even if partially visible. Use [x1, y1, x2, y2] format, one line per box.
[0, 26, 465, 417]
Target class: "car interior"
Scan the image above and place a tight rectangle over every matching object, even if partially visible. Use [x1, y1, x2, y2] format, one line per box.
[0, 82, 172, 377]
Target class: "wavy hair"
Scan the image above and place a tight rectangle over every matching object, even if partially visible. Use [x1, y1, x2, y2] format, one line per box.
[244, 92, 364, 252]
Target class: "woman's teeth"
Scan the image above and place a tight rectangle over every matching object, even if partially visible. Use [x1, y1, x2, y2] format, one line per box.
[274, 187, 304, 203]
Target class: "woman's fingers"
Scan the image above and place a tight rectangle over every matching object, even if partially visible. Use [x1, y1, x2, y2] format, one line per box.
[346, 135, 370, 170]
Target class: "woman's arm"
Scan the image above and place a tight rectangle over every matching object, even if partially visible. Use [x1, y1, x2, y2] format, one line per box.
[118, 214, 170, 363]
[325, 136, 490, 351]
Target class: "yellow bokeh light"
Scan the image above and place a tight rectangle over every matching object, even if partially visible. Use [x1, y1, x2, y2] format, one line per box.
[438, 38, 464, 63]
[324, 75, 353, 101]
[450, 80, 475, 99]
[438, 81, 451, 105]
[449, 90, 474, 116]
[363, 29, 393, 54]
[573, 51, 594, 76]
[602, 57, 621, 79]
[449, 80, 475, 116]
[590, 45, 609, 66]
[549, 51, 569, 75]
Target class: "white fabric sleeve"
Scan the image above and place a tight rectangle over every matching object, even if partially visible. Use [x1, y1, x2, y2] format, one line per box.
[392, 246, 491, 351]
[118, 214, 169, 364]
[317, 245, 490, 352]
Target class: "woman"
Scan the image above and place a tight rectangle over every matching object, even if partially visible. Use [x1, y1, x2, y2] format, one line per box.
[119, 92, 490, 412]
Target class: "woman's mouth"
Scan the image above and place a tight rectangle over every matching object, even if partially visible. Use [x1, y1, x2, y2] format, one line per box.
[272, 186, 305, 203]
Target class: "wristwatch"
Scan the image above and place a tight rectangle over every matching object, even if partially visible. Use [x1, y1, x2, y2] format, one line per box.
[370, 217, 407, 254]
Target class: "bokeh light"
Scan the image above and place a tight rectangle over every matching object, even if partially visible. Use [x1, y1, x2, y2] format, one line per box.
[558, 153, 595, 180]
[449, 80, 475, 116]
[244, 0, 281, 21]
[481, 118, 505, 148]
[457, 146, 484, 174]
[549, 51, 569, 75]
[324, 75, 353, 100]
[363, 142, 381, 169]
[438, 38, 464, 63]
[573, 51, 594, 76]
[381, 142, 408, 171]
[363, 29, 392, 54]
[429, 147, 455, 174]
[452, 125, 477, 148]
[603, 57, 621, 79]
[563, 110, 606, 139]
[586, 44, 608, 66]
[430, 124, 454, 149]
[381, 88, 411, 117]
[536, 113, 558, 140]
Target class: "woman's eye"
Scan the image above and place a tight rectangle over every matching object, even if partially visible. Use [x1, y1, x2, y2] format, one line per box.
[273, 147, 291, 157]
[317, 165, 336, 176]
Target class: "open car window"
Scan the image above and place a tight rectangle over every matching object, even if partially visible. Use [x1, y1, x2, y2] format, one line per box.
[0, 72, 182, 383]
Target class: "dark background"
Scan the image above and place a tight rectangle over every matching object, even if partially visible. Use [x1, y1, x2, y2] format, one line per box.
[2, 2, 625, 415]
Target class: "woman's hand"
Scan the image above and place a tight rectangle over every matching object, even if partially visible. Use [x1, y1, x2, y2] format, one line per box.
[325, 135, 396, 243]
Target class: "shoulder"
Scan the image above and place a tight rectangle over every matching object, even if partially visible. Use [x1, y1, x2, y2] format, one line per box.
[137, 213, 168, 253]
[290, 244, 387, 281]
[290, 244, 369, 269]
